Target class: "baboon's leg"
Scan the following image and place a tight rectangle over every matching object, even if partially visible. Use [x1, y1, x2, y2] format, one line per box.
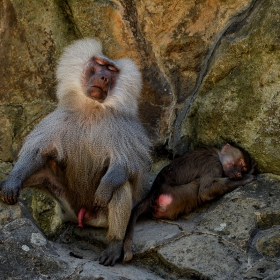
[99, 182, 132, 266]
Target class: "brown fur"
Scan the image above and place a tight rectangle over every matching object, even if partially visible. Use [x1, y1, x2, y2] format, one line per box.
[123, 144, 256, 262]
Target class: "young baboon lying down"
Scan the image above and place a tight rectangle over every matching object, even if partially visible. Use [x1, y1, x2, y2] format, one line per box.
[123, 143, 256, 262]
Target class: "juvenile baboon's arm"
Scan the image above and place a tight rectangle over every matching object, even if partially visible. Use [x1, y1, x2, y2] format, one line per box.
[198, 174, 255, 202]
[94, 164, 128, 207]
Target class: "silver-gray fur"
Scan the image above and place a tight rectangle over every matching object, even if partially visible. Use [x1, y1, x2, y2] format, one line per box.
[0, 38, 152, 266]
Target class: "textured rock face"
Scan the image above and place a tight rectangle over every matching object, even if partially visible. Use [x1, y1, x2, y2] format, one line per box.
[1, 0, 280, 279]
[0, 202, 163, 279]
[1, 175, 280, 279]
[181, 0, 280, 173]
[1, 0, 279, 170]
[1, 0, 277, 167]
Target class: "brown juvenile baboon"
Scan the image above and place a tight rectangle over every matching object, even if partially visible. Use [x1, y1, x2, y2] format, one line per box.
[0, 38, 152, 266]
[123, 143, 256, 262]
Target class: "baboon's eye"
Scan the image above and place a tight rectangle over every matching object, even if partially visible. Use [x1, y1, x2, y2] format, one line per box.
[107, 65, 118, 72]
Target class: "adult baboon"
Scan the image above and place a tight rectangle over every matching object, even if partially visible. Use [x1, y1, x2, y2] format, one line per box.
[0, 38, 152, 266]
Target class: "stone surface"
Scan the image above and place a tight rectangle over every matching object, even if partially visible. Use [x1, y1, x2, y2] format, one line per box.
[0, 204, 163, 280]
[244, 259, 279, 280]
[197, 197, 266, 249]
[20, 188, 65, 239]
[1, 0, 280, 279]
[2, 0, 279, 166]
[0, 200, 22, 226]
[256, 228, 280, 258]
[0, 217, 67, 279]
[1, 175, 280, 279]
[127, 218, 183, 254]
[181, 0, 280, 173]
[158, 234, 246, 279]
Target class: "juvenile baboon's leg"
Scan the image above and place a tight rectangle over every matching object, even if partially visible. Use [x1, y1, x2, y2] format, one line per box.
[123, 197, 150, 262]
[99, 182, 132, 266]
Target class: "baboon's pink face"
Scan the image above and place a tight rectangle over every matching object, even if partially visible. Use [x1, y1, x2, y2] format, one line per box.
[221, 144, 248, 180]
[83, 57, 119, 102]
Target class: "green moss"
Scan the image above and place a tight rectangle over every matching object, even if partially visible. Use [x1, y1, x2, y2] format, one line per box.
[21, 189, 65, 240]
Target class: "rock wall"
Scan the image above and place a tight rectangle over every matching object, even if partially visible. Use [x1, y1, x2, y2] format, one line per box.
[0, 0, 280, 279]
[1, 0, 279, 173]
[1, 0, 280, 278]
[182, 0, 280, 174]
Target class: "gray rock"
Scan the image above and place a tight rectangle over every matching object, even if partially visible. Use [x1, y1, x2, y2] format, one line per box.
[244, 259, 279, 279]
[158, 233, 246, 279]
[197, 196, 266, 249]
[1, 175, 280, 279]
[256, 228, 280, 258]
[0, 209, 163, 279]
[0, 200, 22, 226]
[1, 0, 280, 279]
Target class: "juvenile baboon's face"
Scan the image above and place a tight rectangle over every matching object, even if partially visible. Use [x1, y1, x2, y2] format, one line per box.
[220, 144, 248, 180]
[83, 57, 119, 102]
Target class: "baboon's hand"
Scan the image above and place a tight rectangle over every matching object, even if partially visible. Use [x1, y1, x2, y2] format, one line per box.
[241, 174, 256, 185]
[94, 185, 113, 207]
[94, 166, 127, 208]
[248, 161, 258, 174]
[0, 180, 21, 205]
[99, 240, 123, 266]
